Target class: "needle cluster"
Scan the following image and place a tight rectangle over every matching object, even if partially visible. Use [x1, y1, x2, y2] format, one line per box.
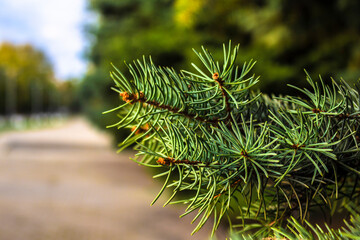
[105, 42, 360, 238]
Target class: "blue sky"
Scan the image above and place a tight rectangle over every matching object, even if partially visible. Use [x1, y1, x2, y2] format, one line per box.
[0, 0, 94, 79]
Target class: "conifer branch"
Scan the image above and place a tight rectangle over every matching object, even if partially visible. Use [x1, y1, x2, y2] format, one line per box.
[106, 42, 360, 238]
[156, 157, 203, 166]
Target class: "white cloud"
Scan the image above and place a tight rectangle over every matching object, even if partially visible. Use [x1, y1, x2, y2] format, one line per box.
[0, 0, 94, 79]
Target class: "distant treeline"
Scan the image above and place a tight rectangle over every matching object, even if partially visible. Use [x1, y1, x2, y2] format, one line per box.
[0, 42, 80, 115]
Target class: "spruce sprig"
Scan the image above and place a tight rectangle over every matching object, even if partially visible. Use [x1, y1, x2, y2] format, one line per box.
[105, 42, 360, 238]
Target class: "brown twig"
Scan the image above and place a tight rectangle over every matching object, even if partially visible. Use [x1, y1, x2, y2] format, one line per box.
[312, 108, 323, 114]
[156, 157, 202, 166]
[329, 113, 360, 120]
[120, 91, 220, 125]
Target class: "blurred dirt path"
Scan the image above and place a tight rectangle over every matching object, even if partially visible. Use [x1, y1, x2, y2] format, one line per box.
[0, 118, 219, 240]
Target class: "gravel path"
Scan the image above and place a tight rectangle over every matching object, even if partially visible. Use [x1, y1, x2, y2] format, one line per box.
[0, 118, 222, 240]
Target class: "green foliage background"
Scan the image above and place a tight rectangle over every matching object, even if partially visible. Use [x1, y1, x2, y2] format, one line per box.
[82, 0, 360, 134]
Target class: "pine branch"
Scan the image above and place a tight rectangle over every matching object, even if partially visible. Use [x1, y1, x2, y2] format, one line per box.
[105, 42, 360, 238]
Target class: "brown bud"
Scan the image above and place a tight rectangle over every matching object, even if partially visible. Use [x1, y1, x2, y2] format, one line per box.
[312, 108, 322, 113]
[213, 193, 221, 199]
[240, 150, 249, 158]
[131, 126, 138, 134]
[212, 72, 219, 80]
[131, 123, 150, 135]
[120, 92, 131, 102]
[156, 157, 170, 165]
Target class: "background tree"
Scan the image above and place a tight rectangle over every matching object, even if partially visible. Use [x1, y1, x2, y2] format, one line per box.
[83, 0, 360, 133]
[0, 42, 80, 116]
[0, 42, 57, 115]
[58, 79, 82, 114]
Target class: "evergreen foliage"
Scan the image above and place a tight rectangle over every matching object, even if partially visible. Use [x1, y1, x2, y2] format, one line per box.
[106, 42, 360, 238]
